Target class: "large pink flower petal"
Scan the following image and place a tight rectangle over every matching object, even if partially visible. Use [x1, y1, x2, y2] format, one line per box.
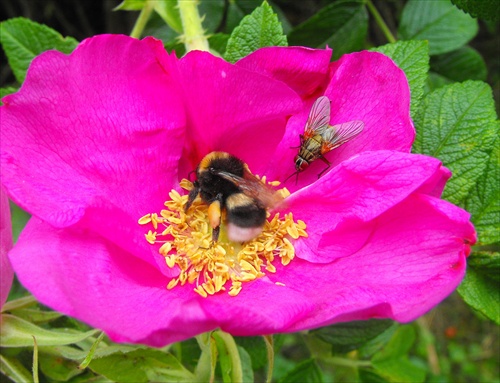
[175, 51, 302, 174]
[267, 51, 414, 189]
[0, 188, 13, 308]
[0, 35, 185, 269]
[236, 46, 332, 98]
[286, 151, 443, 262]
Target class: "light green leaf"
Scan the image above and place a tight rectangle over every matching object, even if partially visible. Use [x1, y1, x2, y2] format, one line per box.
[372, 326, 426, 383]
[288, 0, 368, 60]
[0, 17, 78, 83]
[458, 264, 500, 324]
[398, 0, 478, 55]
[464, 138, 500, 245]
[224, 1, 287, 63]
[312, 319, 395, 353]
[431, 46, 487, 82]
[278, 359, 324, 383]
[0, 354, 33, 383]
[237, 346, 254, 383]
[153, 0, 182, 33]
[12, 308, 63, 324]
[371, 40, 429, 118]
[0, 314, 99, 347]
[89, 349, 194, 383]
[114, 0, 145, 10]
[451, 0, 500, 21]
[413, 81, 498, 205]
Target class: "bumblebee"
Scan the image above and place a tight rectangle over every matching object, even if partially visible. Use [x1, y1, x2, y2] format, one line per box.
[288, 96, 364, 182]
[185, 152, 282, 242]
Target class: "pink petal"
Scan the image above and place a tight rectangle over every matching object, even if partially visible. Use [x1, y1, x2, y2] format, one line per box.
[286, 151, 444, 263]
[236, 46, 332, 98]
[0, 35, 185, 269]
[175, 51, 302, 175]
[267, 51, 415, 189]
[0, 188, 13, 308]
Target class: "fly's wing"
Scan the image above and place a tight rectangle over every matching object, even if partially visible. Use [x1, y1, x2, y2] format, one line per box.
[303, 96, 331, 139]
[320, 120, 364, 154]
[214, 169, 283, 209]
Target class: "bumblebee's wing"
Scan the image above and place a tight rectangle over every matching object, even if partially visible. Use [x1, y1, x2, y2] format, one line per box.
[214, 169, 283, 209]
[320, 120, 364, 154]
[303, 96, 331, 138]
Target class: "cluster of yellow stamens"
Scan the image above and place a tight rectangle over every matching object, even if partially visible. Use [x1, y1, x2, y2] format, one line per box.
[138, 179, 307, 297]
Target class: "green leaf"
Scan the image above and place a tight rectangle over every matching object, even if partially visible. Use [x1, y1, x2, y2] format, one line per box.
[359, 369, 390, 383]
[0, 18, 78, 83]
[451, 0, 500, 21]
[371, 40, 429, 118]
[464, 138, 500, 245]
[458, 263, 500, 324]
[288, 0, 368, 60]
[424, 71, 453, 94]
[278, 359, 324, 383]
[0, 86, 17, 104]
[237, 346, 254, 383]
[89, 348, 194, 383]
[114, 0, 145, 11]
[224, 1, 287, 63]
[468, 251, 500, 282]
[413, 81, 498, 205]
[209, 33, 230, 57]
[431, 46, 487, 82]
[153, 0, 182, 33]
[0, 314, 99, 347]
[398, 0, 478, 55]
[0, 354, 33, 383]
[12, 308, 63, 324]
[235, 336, 267, 370]
[312, 319, 395, 353]
[39, 353, 83, 382]
[372, 326, 426, 383]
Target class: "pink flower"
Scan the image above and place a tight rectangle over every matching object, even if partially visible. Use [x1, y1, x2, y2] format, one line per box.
[0, 188, 14, 309]
[0, 35, 475, 346]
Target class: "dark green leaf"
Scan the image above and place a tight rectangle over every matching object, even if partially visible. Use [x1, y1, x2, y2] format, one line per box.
[424, 71, 453, 94]
[0, 18, 78, 83]
[89, 349, 194, 383]
[371, 40, 429, 118]
[235, 336, 267, 370]
[39, 353, 83, 382]
[0, 87, 17, 104]
[372, 326, 426, 383]
[209, 33, 230, 56]
[467, 251, 500, 282]
[458, 260, 500, 324]
[431, 46, 487, 82]
[224, 1, 287, 63]
[288, 0, 368, 60]
[278, 359, 324, 383]
[0, 354, 33, 383]
[237, 346, 254, 383]
[359, 369, 390, 383]
[0, 314, 99, 347]
[358, 323, 399, 358]
[413, 81, 498, 205]
[464, 138, 500, 245]
[199, 0, 225, 33]
[398, 0, 478, 55]
[451, 0, 500, 21]
[312, 319, 395, 353]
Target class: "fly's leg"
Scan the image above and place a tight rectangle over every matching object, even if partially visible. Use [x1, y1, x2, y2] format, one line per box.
[317, 156, 331, 178]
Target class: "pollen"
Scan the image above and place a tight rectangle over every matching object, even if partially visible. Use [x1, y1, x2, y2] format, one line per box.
[139, 178, 307, 298]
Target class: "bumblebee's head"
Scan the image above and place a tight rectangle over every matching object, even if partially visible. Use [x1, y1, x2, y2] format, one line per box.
[294, 156, 309, 172]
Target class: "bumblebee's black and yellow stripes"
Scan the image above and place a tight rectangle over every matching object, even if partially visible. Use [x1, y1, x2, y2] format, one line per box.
[185, 152, 278, 242]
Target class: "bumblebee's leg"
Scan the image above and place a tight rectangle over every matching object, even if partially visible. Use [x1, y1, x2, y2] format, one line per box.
[317, 156, 331, 178]
[184, 181, 200, 212]
[208, 194, 223, 242]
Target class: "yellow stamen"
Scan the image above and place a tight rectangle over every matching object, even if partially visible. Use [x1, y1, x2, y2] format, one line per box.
[139, 178, 307, 297]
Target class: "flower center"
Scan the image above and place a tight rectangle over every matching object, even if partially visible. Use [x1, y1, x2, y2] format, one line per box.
[139, 179, 307, 297]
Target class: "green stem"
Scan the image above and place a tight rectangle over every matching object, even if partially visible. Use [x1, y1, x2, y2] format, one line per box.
[213, 331, 243, 383]
[263, 335, 275, 383]
[323, 356, 372, 368]
[32, 336, 39, 383]
[365, 0, 396, 44]
[178, 0, 209, 52]
[195, 333, 217, 383]
[130, 0, 155, 39]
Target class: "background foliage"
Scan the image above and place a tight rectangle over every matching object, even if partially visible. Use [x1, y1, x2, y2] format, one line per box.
[1, 0, 498, 382]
